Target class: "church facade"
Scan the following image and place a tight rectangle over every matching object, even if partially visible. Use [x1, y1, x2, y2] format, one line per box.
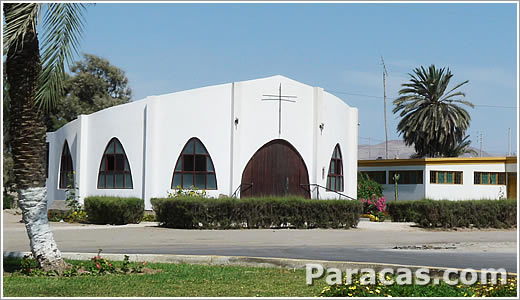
[46, 75, 358, 210]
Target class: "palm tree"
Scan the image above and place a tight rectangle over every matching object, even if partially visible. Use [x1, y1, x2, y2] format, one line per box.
[445, 135, 478, 157]
[3, 3, 87, 272]
[393, 65, 474, 158]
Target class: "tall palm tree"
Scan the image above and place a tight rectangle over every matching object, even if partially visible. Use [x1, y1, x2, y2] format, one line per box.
[445, 135, 478, 157]
[393, 65, 474, 158]
[3, 3, 87, 272]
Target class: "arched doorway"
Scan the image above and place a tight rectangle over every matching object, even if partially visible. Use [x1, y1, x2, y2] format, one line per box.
[241, 139, 310, 198]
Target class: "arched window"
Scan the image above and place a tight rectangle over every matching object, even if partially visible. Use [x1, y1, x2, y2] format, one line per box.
[326, 144, 344, 192]
[59, 141, 74, 189]
[172, 138, 217, 190]
[97, 138, 133, 189]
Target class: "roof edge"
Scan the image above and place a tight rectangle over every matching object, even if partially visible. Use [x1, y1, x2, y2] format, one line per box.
[358, 156, 517, 167]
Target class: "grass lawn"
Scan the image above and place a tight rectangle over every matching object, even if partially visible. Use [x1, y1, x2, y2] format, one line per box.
[3, 258, 324, 297]
[3, 257, 517, 297]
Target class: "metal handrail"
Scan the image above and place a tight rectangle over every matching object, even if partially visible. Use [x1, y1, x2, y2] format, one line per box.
[300, 183, 357, 200]
[231, 183, 253, 198]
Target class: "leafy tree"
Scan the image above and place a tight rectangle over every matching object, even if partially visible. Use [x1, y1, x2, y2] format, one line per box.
[393, 65, 474, 158]
[3, 3, 87, 272]
[46, 54, 132, 131]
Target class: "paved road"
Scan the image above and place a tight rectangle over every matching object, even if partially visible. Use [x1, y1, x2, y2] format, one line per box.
[3, 213, 517, 272]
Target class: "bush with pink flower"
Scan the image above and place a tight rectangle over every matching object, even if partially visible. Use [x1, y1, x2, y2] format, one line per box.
[360, 194, 386, 215]
[357, 173, 386, 221]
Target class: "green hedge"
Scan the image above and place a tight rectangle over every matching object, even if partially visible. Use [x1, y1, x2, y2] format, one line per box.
[386, 201, 419, 222]
[387, 199, 517, 228]
[151, 196, 362, 229]
[84, 196, 144, 225]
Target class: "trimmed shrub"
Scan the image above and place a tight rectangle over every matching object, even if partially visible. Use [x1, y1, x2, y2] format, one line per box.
[387, 200, 420, 222]
[151, 196, 362, 229]
[84, 196, 144, 225]
[388, 199, 516, 228]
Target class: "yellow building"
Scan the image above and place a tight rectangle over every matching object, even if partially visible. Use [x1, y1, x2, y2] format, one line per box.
[358, 157, 517, 200]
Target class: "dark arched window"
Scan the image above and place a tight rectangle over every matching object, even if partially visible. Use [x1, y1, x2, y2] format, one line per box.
[326, 144, 344, 192]
[59, 141, 74, 189]
[172, 138, 217, 190]
[97, 138, 133, 189]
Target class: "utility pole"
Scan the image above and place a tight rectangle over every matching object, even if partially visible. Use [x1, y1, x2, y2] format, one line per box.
[368, 137, 371, 159]
[381, 56, 389, 159]
[479, 132, 483, 157]
[508, 128, 511, 156]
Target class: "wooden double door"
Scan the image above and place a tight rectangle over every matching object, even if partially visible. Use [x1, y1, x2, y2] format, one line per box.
[241, 139, 310, 198]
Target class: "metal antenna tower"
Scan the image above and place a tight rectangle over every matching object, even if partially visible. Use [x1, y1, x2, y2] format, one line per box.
[381, 56, 389, 159]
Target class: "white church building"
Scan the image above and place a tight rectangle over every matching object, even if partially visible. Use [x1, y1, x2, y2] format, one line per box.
[46, 75, 359, 210]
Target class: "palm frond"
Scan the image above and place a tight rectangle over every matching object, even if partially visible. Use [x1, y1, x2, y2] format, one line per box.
[446, 99, 475, 108]
[35, 3, 87, 112]
[3, 3, 41, 52]
[440, 79, 469, 99]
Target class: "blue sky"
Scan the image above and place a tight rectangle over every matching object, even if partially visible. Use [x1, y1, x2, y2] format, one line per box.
[76, 2, 517, 155]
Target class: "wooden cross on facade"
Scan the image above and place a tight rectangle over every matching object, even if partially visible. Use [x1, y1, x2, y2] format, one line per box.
[262, 83, 298, 136]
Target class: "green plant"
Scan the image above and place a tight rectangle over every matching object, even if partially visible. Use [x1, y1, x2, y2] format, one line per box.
[84, 196, 144, 225]
[82, 249, 117, 275]
[64, 173, 80, 211]
[369, 211, 386, 222]
[20, 254, 77, 277]
[357, 172, 383, 200]
[142, 214, 156, 222]
[121, 255, 146, 274]
[319, 272, 516, 297]
[17, 249, 147, 277]
[152, 196, 362, 229]
[63, 173, 87, 223]
[360, 194, 386, 215]
[168, 185, 207, 198]
[47, 209, 68, 222]
[65, 210, 87, 223]
[393, 173, 400, 201]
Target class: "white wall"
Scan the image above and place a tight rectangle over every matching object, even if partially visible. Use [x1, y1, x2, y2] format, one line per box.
[46, 75, 358, 210]
[231, 75, 357, 200]
[316, 89, 358, 200]
[84, 100, 147, 202]
[46, 118, 84, 208]
[425, 163, 507, 200]
[359, 162, 512, 201]
[231, 76, 315, 195]
[143, 83, 233, 207]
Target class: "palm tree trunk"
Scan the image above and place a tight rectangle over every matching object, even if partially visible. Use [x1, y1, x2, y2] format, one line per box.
[4, 4, 68, 272]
